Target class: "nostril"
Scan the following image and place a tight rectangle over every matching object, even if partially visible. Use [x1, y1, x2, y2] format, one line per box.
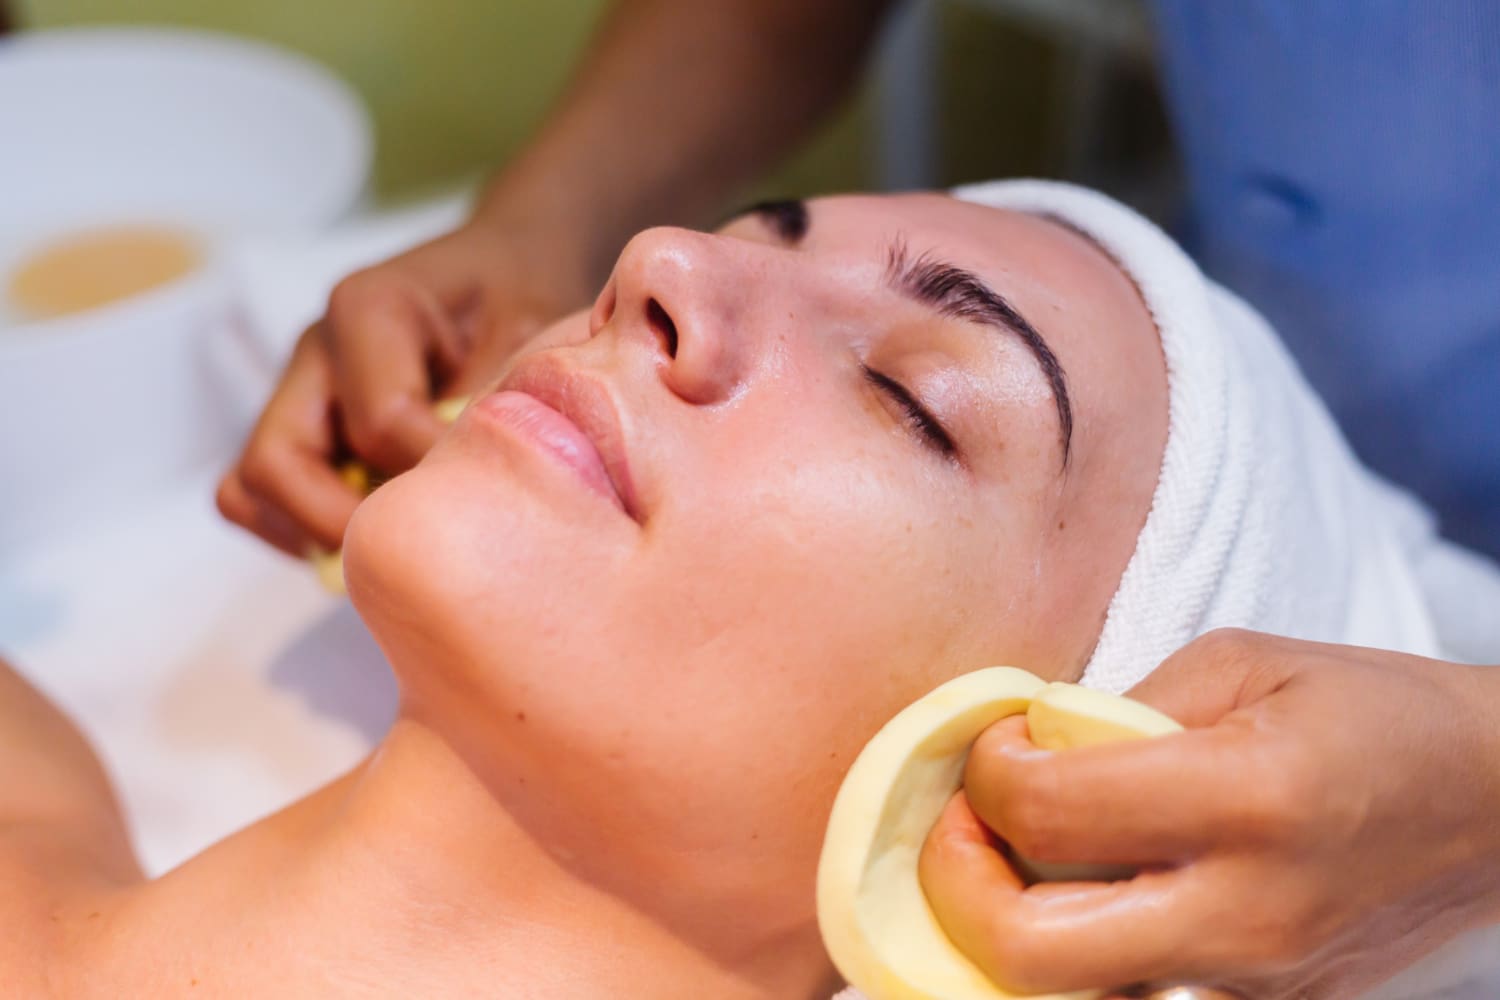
[646, 297, 678, 358]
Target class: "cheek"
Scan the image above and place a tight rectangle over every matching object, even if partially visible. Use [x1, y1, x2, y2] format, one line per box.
[634, 426, 1003, 730]
[606, 440, 1058, 889]
[635, 383, 1059, 690]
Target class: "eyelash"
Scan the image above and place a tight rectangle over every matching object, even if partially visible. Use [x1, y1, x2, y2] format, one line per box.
[861, 366, 957, 458]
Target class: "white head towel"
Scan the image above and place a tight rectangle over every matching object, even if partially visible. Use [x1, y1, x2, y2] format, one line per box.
[831, 179, 1500, 999]
[951, 179, 1500, 689]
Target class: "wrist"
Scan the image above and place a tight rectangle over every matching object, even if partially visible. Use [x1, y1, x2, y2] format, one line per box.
[1478, 661, 1500, 844]
[464, 175, 603, 307]
[1452, 660, 1500, 924]
[471, 167, 612, 299]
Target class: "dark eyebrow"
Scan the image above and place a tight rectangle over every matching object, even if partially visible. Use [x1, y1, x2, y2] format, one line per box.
[727, 198, 809, 244]
[885, 236, 1073, 467]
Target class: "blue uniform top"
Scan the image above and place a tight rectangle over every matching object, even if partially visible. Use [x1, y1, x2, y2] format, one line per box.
[1149, 1, 1500, 560]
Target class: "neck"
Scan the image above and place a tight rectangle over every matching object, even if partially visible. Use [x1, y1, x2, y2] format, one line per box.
[275, 712, 836, 999]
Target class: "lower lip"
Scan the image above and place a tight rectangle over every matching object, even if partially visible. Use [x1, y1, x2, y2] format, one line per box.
[472, 390, 625, 512]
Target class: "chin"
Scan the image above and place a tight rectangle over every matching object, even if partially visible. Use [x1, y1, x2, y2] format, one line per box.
[341, 468, 464, 673]
[341, 452, 629, 698]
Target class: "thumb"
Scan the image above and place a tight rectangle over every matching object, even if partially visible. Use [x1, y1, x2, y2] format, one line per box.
[1125, 628, 1296, 728]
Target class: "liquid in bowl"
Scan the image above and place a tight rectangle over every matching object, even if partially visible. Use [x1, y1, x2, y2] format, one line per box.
[6, 224, 202, 321]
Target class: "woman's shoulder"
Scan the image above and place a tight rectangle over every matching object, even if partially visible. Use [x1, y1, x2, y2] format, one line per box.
[0, 814, 313, 996]
[0, 828, 145, 997]
[0, 656, 150, 992]
[0, 662, 370, 995]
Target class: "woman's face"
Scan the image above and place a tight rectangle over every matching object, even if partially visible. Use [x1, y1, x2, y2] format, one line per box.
[343, 192, 1165, 938]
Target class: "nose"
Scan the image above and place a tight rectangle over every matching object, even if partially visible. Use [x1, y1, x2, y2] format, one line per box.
[590, 226, 763, 405]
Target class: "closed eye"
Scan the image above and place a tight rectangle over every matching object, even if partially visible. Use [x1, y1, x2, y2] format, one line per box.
[862, 366, 957, 458]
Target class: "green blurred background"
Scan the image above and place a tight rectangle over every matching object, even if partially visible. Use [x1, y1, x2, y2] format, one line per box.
[17, 0, 1169, 210]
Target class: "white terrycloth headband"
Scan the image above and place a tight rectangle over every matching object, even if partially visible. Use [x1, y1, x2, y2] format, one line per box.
[950, 179, 1453, 692]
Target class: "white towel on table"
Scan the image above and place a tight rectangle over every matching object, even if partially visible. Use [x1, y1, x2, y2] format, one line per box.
[831, 180, 1500, 999]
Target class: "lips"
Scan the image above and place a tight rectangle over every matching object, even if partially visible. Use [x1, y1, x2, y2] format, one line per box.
[476, 358, 640, 520]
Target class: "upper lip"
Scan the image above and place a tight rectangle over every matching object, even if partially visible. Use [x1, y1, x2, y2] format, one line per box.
[497, 357, 641, 520]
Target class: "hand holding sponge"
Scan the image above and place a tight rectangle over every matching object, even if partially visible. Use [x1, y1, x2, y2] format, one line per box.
[817, 668, 1180, 999]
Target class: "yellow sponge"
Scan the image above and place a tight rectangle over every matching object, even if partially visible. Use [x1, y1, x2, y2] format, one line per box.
[817, 669, 1180, 999]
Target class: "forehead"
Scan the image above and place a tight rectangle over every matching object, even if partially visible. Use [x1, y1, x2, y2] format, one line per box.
[801, 193, 1143, 317]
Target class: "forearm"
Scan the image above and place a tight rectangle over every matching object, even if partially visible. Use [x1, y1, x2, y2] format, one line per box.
[476, 0, 895, 290]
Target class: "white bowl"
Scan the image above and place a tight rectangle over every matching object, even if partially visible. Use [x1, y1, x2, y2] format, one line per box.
[0, 28, 372, 557]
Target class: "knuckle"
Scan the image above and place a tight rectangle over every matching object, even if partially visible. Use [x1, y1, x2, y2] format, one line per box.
[994, 770, 1068, 861]
[235, 447, 277, 497]
[1188, 627, 1299, 696]
[1193, 627, 1260, 666]
[214, 474, 248, 522]
[325, 270, 405, 335]
[963, 730, 1009, 802]
[1233, 763, 1305, 845]
[346, 395, 418, 458]
[236, 438, 297, 500]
